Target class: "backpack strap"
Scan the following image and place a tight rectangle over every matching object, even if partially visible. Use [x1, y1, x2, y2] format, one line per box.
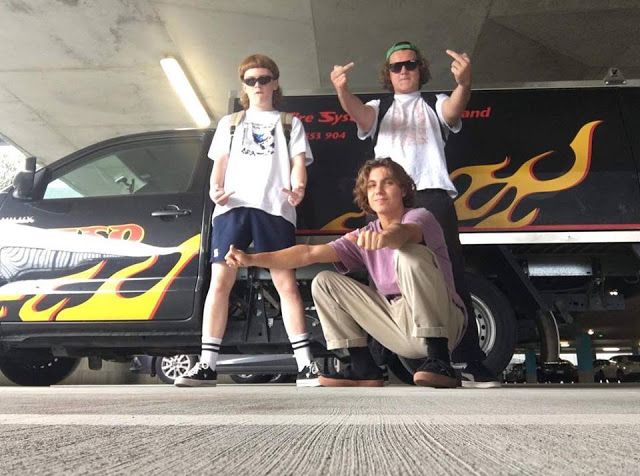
[372, 95, 393, 147]
[372, 93, 448, 147]
[424, 94, 448, 143]
[279, 111, 293, 148]
[228, 110, 246, 153]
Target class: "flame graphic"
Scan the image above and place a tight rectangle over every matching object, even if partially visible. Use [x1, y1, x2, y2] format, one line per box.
[57, 223, 145, 242]
[451, 121, 601, 228]
[17, 235, 200, 322]
[321, 211, 366, 231]
[0, 306, 7, 319]
[19, 261, 106, 322]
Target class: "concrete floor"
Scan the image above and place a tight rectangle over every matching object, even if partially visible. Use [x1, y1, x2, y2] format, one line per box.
[1, 384, 639, 475]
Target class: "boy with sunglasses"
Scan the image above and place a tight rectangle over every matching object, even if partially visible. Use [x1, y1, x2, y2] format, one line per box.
[329, 42, 499, 388]
[175, 54, 318, 387]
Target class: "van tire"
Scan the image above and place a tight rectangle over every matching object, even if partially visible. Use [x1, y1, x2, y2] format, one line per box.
[0, 353, 80, 386]
[229, 374, 274, 384]
[466, 273, 517, 375]
[385, 274, 517, 384]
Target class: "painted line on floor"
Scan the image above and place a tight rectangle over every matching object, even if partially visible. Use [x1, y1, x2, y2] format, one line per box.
[1, 414, 640, 426]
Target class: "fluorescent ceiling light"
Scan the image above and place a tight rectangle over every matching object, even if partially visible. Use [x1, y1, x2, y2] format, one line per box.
[602, 347, 620, 352]
[160, 57, 210, 128]
[560, 341, 570, 348]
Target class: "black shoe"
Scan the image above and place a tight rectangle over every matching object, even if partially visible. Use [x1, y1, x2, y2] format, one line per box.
[413, 358, 461, 388]
[460, 362, 501, 388]
[296, 361, 321, 387]
[174, 361, 217, 387]
[318, 364, 384, 387]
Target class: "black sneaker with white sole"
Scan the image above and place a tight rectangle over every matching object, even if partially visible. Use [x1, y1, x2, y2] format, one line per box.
[318, 364, 384, 387]
[296, 361, 321, 387]
[174, 361, 217, 387]
[413, 357, 461, 388]
[459, 361, 501, 388]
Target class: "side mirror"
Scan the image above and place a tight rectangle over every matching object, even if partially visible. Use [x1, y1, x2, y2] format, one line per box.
[12, 156, 37, 200]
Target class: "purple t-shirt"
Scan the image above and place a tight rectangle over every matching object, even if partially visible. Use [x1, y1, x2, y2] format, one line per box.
[329, 208, 463, 310]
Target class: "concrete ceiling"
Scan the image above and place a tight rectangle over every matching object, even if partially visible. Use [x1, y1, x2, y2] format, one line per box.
[1, 0, 640, 163]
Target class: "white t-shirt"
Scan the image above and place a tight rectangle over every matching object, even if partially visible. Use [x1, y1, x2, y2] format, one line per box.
[208, 109, 313, 226]
[358, 91, 461, 197]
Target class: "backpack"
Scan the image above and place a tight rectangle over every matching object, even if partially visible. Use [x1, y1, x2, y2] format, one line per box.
[227, 110, 293, 153]
[372, 94, 447, 147]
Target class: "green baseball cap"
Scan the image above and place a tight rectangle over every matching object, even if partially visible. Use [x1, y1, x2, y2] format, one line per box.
[385, 41, 419, 60]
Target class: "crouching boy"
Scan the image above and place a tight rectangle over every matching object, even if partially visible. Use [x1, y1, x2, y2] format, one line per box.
[225, 158, 465, 387]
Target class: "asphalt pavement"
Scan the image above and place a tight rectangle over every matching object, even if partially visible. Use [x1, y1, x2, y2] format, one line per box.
[1, 384, 639, 475]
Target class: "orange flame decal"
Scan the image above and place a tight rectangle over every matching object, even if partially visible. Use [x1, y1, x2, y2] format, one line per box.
[451, 121, 601, 228]
[321, 211, 366, 231]
[0, 306, 7, 319]
[57, 223, 145, 242]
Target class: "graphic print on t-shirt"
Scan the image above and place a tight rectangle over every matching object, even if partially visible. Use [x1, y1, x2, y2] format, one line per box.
[387, 99, 429, 149]
[241, 121, 276, 158]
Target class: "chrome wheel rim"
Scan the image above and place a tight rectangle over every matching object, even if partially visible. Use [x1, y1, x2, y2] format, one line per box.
[471, 294, 497, 355]
[160, 354, 193, 380]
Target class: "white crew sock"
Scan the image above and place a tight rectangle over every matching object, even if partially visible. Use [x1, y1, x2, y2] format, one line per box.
[200, 336, 222, 370]
[289, 332, 313, 371]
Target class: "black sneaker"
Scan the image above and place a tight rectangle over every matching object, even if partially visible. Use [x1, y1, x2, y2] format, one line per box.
[413, 357, 461, 388]
[460, 361, 501, 389]
[296, 361, 321, 387]
[174, 361, 217, 387]
[318, 364, 384, 387]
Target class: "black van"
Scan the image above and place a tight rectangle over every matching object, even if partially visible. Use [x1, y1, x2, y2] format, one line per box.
[1, 80, 639, 385]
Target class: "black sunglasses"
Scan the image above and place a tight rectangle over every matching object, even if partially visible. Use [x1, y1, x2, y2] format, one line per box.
[243, 75, 273, 86]
[388, 60, 419, 74]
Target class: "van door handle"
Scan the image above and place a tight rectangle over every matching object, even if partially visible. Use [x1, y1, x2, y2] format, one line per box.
[151, 205, 192, 218]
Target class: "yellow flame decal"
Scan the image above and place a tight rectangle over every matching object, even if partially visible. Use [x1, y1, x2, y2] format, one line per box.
[321, 211, 366, 231]
[56, 235, 200, 321]
[0, 292, 25, 302]
[18, 235, 200, 322]
[451, 121, 601, 228]
[19, 261, 106, 322]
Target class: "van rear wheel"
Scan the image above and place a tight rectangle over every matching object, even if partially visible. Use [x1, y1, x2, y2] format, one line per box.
[0, 352, 80, 386]
[385, 274, 517, 385]
[466, 273, 517, 375]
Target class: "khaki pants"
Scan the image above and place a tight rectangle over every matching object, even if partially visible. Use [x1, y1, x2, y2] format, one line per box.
[311, 244, 465, 359]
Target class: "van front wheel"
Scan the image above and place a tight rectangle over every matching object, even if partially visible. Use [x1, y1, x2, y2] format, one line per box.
[0, 352, 80, 386]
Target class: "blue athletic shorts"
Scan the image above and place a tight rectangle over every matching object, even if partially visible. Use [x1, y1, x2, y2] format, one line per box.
[210, 207, 295, 262]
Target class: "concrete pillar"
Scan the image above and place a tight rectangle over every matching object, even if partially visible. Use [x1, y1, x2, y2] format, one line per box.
[575, 333, 593, 384]
[525, 349, 538, 383]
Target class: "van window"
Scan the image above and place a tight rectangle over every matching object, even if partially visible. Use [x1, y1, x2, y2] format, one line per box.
[43, 138, 202, 199]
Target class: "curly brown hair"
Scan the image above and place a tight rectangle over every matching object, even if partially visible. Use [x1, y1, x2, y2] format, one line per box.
[379, 43, 431, 92]
[353, 158, 416, 214]
[238, 54, 283, 110]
